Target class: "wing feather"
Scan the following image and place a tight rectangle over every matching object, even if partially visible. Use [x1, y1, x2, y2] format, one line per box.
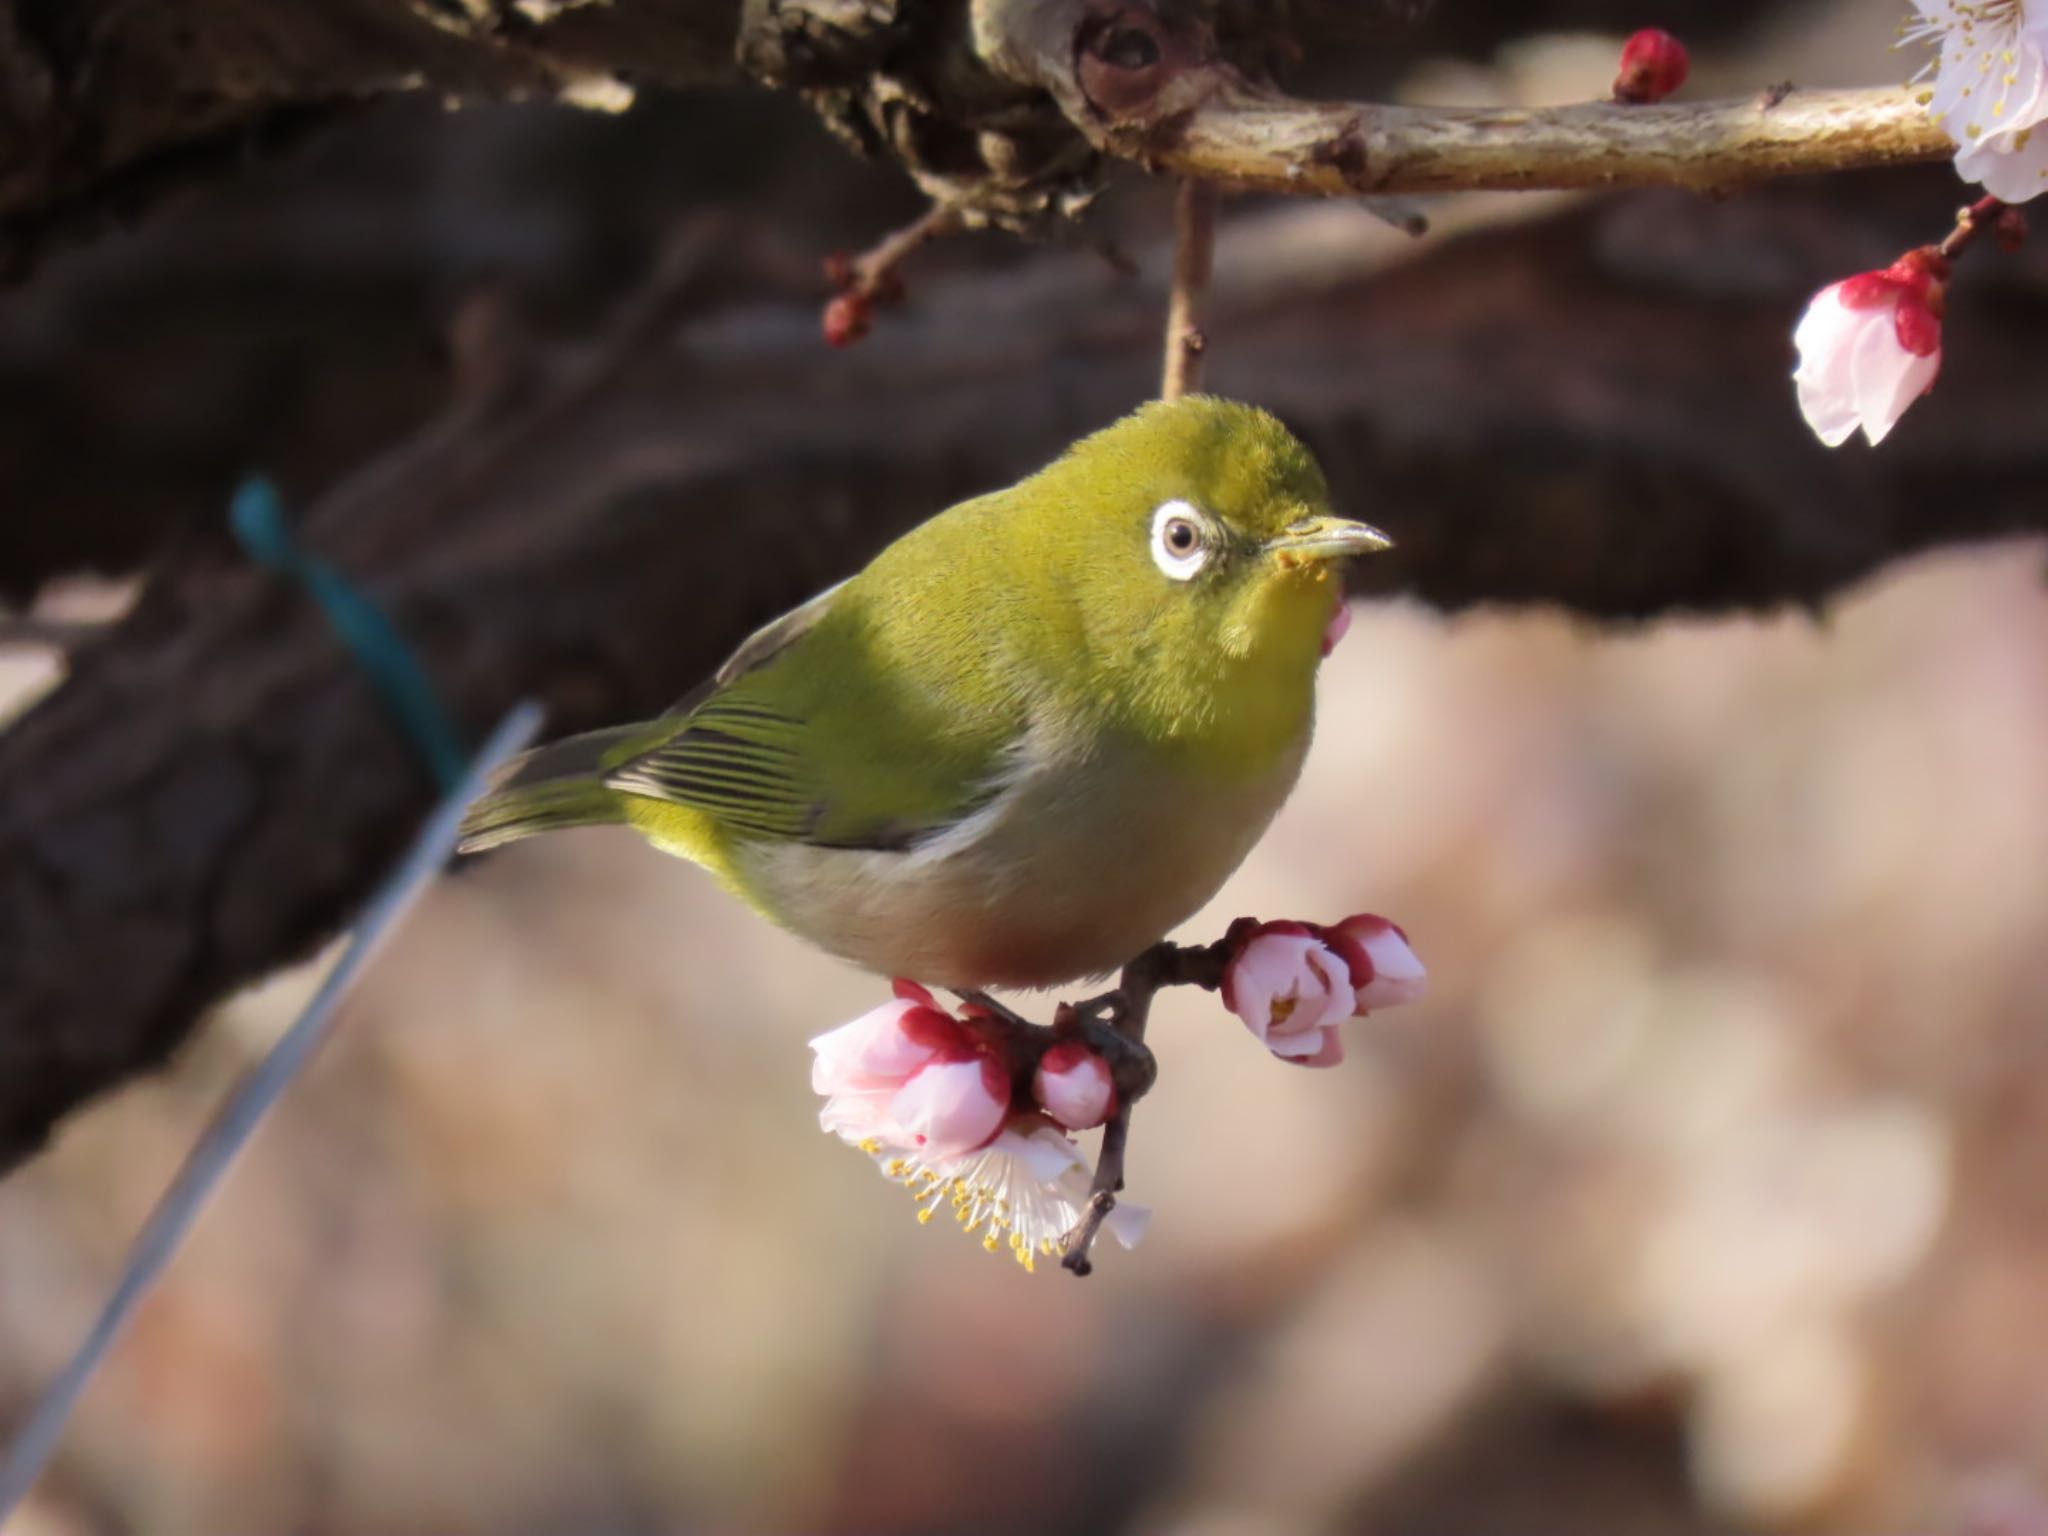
[602, 573, 1021, 850]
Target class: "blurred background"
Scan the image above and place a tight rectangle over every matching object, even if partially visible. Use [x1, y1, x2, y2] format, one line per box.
[5, 2, 2048, 1533]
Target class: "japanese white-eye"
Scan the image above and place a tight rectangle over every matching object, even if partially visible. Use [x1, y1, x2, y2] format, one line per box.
[459, 395, 1390, 988]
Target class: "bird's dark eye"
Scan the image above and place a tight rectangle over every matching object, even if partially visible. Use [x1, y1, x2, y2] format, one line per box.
[1149, 500, 1212, 580]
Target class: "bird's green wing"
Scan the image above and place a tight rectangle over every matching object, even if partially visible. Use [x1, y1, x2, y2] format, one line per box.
[606, 693, 820, 840]
[604, 575, 1023, 850]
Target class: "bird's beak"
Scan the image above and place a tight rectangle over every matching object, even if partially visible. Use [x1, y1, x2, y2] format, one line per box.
[1267, 514, 1395, 565]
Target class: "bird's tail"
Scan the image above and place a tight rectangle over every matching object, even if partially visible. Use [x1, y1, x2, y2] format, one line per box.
[457, 723, 661, 852]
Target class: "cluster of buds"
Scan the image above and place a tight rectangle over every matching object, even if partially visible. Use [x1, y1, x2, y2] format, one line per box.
[808, 913, 1428, 1272]
[809, 982, 1140, 1270]
[811, 980, 1118, 1152]
[1220, 914, 1426, 1068]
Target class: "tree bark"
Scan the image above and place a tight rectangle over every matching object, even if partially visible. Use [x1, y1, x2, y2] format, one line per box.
[0, 0, 1950, 275]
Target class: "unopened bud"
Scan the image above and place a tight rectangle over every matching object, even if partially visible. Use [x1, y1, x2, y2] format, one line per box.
[1034, 1041, 1116, 1130]
[1613, 28, 1690, 104]
[822, 291, 872, 348]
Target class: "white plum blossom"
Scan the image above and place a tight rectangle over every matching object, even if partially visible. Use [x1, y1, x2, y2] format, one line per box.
[869, 1118, 1150, 1271]
[1904, 0, 2048, 201]
[1792, 254, 1947, 448]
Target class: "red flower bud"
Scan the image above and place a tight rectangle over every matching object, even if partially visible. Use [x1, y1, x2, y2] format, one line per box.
[1613, 28, 1689, 104]
[822, 291, 872, 348]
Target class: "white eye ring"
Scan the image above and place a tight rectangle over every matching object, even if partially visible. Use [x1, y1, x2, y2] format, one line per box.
[1150, 500, 1211, 581]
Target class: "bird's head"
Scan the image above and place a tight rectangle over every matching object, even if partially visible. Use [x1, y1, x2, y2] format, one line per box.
[1021, 396, 1390, 746]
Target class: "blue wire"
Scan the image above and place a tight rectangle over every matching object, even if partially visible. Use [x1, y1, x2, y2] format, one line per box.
[230, 478, 470, 791]
[0, 702, 543, 1523]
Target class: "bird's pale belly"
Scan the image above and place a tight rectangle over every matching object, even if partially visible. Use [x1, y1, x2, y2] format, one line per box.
[736, 733, 1310, 990]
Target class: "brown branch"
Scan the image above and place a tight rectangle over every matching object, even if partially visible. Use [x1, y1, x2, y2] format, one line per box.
[1160, 179, 1217, 399]
[1060, 938, 1229, 1276]
[980, 2, 1947, 198]
[0, 0, 1961, 293]
[846, 204, 965, 301]
[1163, 84, 1947, 197]
[1938, 193, 2018, 262]
[0, 0, 1961, 281]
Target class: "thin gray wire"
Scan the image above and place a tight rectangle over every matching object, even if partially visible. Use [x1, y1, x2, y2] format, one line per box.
[0, 700, 543, 1520]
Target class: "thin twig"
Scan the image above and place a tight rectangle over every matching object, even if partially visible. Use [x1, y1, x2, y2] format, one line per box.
[848, 203, 964, 300]
[1161, 179, 1217, 401]
[1060, 937, 1230, 1276]
[1938, 193, 2009, 261]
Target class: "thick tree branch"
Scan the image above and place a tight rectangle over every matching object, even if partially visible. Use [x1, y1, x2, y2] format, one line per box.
[1164, 84, 1946, 196]
[0, 0, 1958, 269]
[975, 3, 1948, 198]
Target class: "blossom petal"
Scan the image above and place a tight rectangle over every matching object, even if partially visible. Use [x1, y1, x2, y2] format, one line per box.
[1793, 279, 1941, 449]
[1792, 287, 1867, 448]
[888, 1056, 1010, 1158]
[1847, 304, 1939, 447]
[1034, 1042, 1116, 1131]
[809, 998, 956, 1095]
[1338, 917, 1429, 1010]
[1105, 1201, 1151, 1250]
[1955, 118, 2048, 202]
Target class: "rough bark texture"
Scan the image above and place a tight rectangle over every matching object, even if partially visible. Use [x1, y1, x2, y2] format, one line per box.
[0, 0, 1949, 277]
[1, 153, 2043, 1166]
[0, 0, 743, 264]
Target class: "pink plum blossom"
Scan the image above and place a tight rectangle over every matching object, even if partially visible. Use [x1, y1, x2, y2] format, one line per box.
[1221, 914, 1429, 1065]
[813, 989, 1147, 1270]
[1221, 921, 1358, 1067]
[1033, 1041, 1116, 1130]
[888, 1054, 1010, 1157]
[1793, 254, 1946, 448]
[809, 983, 1009, 1154]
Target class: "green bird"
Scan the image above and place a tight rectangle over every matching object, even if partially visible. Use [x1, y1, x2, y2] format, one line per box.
[458, 395, 1390, 990]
